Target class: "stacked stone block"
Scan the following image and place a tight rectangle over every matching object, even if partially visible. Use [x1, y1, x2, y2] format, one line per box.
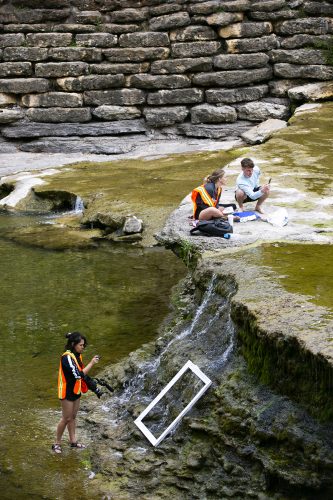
[0, 0, 332, 143]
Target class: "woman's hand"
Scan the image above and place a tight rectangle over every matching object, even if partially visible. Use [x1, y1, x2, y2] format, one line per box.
[91, 355, 100, 365]
[82, 355, 100, 375]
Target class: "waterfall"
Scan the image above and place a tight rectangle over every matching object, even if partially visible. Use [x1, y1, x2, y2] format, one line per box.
[74, 195, 84, 214]
[100, 276, 235, 428]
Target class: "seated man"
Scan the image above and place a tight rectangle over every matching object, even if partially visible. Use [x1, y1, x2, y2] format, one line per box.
[235, 157, 270, 214]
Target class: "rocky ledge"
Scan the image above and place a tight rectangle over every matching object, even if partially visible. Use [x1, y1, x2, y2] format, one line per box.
[81, 259, 333, 499]
[157, 101, 333, 256]
[76, 101, 333, 500]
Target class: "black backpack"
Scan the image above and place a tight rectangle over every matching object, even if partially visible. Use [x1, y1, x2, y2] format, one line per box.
[190, 219, 233, 237]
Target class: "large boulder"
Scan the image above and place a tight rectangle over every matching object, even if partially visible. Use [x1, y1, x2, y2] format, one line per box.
[0, 92, 17, 107]
[84, 89, 146, 106]
[56, 74, 125, 91]
[119, 32, 169, 47]
[288, 81, 333, 102]
[21, 92, 83, 107]
[147, 88, 204, 105]
[92, 105, 141, 120]
[206, 11, 243, 26]
[26, 107, 91, 123]
[151, 57, 212, 74]
[241, 118, 288, 144]
[0, 62, 32, 77]
[274, 63, 333, 80]
[219, 21, 272, 38]
[213, 53, 269, 70]
[149, 12, 191, 31]
[0, 108, 24, 123]
[1, 119, 147, 138]
[81, 209, 125, 231]
[206, 85, 268, 104]
[193, 67, 272, 87]
[0, 77, 50, 93]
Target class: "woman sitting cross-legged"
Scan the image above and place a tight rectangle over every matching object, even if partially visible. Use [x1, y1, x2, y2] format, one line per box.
[191, 168, 236, 221]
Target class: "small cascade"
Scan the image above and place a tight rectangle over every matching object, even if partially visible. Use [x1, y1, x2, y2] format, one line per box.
[101, 276, 235, 428]
[74, 195, 84, 214]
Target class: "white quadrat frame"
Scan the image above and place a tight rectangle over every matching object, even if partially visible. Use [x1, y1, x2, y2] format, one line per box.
[134, 360, 212, 447]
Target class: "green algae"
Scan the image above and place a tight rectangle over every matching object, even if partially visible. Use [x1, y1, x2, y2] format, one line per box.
[225, 242, 333, 420]
[174, 239, 199, 268]
[246, 103, 333, 224]
[26, 148, 241, 247]
[247, 243, 333, 314]
[0, 223, 186, 499]
[237, 321, 333, 421]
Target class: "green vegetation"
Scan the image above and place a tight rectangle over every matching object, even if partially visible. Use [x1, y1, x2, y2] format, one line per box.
[236, 319, 333, 422]
[177, 239, 198, 267]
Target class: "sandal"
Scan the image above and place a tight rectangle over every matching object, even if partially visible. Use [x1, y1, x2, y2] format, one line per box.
[52, 443, 62, 454]
[70, 442, 86, 449]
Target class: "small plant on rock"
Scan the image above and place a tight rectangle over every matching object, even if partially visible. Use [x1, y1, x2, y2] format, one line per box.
[178, 239, 197, 267]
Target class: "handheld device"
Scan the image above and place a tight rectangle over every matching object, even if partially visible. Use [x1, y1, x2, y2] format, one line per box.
[268, 178, 272, 184]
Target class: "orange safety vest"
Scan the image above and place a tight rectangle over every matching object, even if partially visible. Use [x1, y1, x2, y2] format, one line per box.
[191, 185, 222, 218]
[58, 350, 84, 399]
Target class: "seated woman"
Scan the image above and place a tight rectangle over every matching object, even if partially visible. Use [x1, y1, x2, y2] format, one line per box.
[192, 168, 235, 221]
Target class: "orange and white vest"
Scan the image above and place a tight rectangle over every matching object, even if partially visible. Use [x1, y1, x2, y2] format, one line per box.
[58, 350, 83, 399]
[191, 184, 221, 218]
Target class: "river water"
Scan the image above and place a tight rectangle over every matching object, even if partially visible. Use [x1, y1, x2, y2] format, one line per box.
[0, 103, 332, 498]
[0, 146, 241, 498]
[0, 213, 186, 499]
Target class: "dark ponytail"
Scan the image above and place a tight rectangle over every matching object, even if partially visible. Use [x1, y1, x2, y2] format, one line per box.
[64, 331, 87, 351]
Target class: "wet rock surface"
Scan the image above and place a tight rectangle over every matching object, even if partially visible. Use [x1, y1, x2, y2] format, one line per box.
[82, 269, 333, 499]
[0, 141, 244, 248]
[0, 83, 332, 498]
[157, 102, 333, 253]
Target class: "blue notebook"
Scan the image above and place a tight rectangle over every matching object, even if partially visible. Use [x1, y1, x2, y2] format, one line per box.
[234, 211, 260, 222]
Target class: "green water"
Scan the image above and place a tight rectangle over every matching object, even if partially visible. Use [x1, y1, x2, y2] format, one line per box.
[0, 214, 186, 499]
[247, 243, 333, 314]
[1, 102, 332, 498]
[0, 147, 241, 498]
[257, 102, 333, 188]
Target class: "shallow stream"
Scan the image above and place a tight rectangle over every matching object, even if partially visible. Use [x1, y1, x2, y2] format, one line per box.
[1, 103, 333, 498]
[249, 242, 333, 316]
[0, 213, 186, 499]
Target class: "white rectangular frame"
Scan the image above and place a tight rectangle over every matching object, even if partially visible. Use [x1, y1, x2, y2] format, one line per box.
[134, 360, 212, 447]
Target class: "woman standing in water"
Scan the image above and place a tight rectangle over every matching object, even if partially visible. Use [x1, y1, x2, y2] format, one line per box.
[52, 331, 100, 454]
[191, 167, 236, 220]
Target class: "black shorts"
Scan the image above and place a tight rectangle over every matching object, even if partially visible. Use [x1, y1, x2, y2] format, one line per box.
[64, 394, 81, 402]
[235, 186, 261, 204]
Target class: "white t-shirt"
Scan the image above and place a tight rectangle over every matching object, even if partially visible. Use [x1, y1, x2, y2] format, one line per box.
[236, 165, 262, 200]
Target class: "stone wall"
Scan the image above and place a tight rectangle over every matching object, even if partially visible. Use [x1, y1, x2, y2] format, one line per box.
[0, 0, 332, 146]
